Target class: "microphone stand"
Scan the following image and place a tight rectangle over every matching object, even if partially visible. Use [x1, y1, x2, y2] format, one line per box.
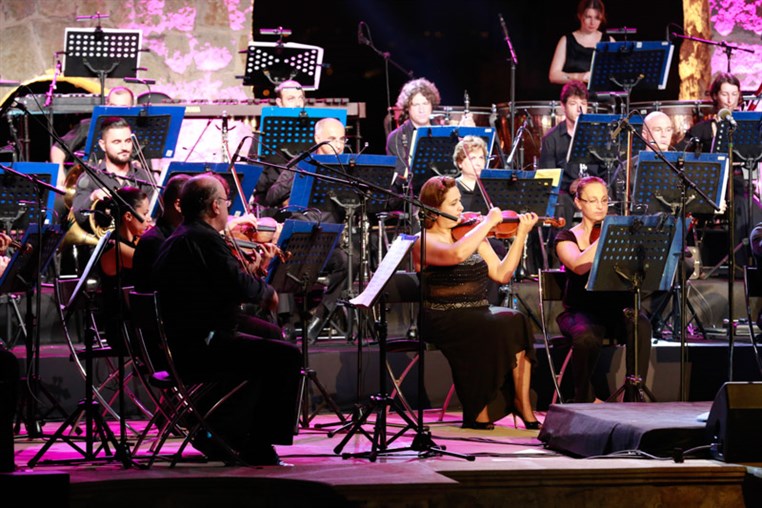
[499, 13, 518, 160]
[617, 118, 719, 401]
[13, 102, 143, 468]
[670, 33, 753, 73]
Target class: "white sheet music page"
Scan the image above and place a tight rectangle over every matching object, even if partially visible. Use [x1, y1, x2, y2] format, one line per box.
[349, 234, 417, 309]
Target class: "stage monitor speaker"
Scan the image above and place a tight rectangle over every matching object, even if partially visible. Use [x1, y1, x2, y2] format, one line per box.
[705, 381, 762, 463]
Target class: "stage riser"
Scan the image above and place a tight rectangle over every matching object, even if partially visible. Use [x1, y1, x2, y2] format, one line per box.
[11, 341, 762, 421]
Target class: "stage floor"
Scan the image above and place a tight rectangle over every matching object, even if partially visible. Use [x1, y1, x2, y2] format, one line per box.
[5, 408, 761, 508]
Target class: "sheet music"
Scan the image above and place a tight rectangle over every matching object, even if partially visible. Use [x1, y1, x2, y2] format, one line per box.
[349, 234, 417, 309]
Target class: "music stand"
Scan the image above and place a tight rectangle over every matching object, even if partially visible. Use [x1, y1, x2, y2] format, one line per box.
[587, 214, 685, 402]
[63, 27, 142, 102]
[331, 234, 421, 461]
[632, 151, 729, 215]
[240, 41, 324, 90]
[83, 105, 186, 161]
[26, 231, 125, 467]
[257, 107, 347, 161]
[712, 111, 762, 160]
[408, 126, 496, 194]
[567, 114, 630, 184]
[0, 162, 60, 231]
[155, 161, 262, 218]
[265, 219, 346, 431]
[589, 41, 674, 112]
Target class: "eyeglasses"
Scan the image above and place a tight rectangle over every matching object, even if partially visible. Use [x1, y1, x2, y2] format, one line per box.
[215, 197, 232, 207]
[577, 197, 609, 206]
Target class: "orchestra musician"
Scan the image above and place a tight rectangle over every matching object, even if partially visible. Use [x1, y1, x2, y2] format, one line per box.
[153, 173, 301, 466]
[132, 173, 283, 341]
[554, 176, 652, 403]
[97, 186, 153, 356]
[0, 233, 11, 278]
[265, 117, 357, 342]
[414, 175, 541, 430]
[548, 0, 613, 85]
[71, 117, 155, 230]
[682, 72, 750, 265]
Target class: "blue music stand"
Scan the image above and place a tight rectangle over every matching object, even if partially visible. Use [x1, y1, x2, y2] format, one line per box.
[478, 169, 561, 217]
[0, 224, 64, 295]
[0, 162, 60, 228]
[155, 161, 263, 218]
[632, 152, 729, 215]
[83, 105, 186, 160]
[568, 114, 627, 165]
[257, 107, 347, 161]
[289, 154, 398, 217]
[409, 126, 496, 193]
[712, 111, 762, 159]
[588, 214, 686, 293]
[589, 41, 674, 92]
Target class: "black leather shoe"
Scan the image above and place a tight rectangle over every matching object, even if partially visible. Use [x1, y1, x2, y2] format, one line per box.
[241, 444, 292, 466]
[307, 314, 327, 343]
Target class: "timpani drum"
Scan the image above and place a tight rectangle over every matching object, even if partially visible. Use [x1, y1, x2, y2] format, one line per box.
[630, 100, 714, 146]
[496, 101, 612, 168]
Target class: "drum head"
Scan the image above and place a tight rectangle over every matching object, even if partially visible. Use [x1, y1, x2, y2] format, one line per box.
[631, 100, 714, 146]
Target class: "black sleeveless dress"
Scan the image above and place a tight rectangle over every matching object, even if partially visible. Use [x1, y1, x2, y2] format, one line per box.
[563, 33, 595, 74]
[421, 253, 536, 426]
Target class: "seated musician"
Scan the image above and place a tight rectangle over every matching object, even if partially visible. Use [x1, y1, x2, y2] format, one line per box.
[153, 173, 301, 465]
[251, 80, 307, 216]
[682, 72, 749, 267]
[71, 117, 156, 230]
[132, 173, 282, 341]
[0, 233, 11, 278]
[266, 117, 357, 342]
[97, 186, 153, 355]
[539, 80, 603, 229]
[554, 176, 652, 402]
[414, 175, 540, 429]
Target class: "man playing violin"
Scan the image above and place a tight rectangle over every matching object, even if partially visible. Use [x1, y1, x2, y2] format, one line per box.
[133, 173, 283, 341]
[153, 173, 301, 465]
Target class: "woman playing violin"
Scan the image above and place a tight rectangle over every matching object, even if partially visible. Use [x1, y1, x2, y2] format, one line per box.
[413, 175, 541, 430]
[554, 176, 652, 403]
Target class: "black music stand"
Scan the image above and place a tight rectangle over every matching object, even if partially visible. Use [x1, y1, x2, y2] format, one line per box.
[63, 27, 142, 103]
[0, 163, 59, 231]
[265, 219, 346, 431]
[1, 224, 68, 435]
[408, 126, 496, 194]
[568, 114, 628, 185]
[332, 234, 420, 461]
[256, 107, 347, 161]
[589, 41, 674, 112]
[83, 105, 185, 161]
[633, 151, 729, 341]
[588, 215, 685, 402]
[27, 231, 126, 467]
[240, 41, 324, 90]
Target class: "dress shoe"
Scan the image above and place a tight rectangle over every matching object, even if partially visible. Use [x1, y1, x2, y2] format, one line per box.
[307, 314, 327, 343]
[240, 444, 292, 466]
[512, 413, 541, 430]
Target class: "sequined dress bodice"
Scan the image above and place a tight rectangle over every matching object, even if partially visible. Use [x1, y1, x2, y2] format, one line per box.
[423, 254, 490, 310]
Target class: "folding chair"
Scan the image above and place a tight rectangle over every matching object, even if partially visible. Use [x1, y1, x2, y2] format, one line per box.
[127, 290, 248, 467]
[538, 269, 573, 405]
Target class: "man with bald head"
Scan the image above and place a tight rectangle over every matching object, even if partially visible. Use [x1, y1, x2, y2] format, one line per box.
[153, 173, 301, 465]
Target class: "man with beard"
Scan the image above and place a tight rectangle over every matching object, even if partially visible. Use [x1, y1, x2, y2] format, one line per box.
[71, 117, 155, 230]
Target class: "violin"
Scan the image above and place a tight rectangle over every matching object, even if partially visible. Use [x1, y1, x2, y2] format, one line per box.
[226, 217, 292, 278]
[589, 221, 602, 244]
[451, 210, 565, 241]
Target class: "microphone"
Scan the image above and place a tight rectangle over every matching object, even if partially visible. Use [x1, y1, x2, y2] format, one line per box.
[498, 13, 509, 40]
[357, 21, 367, 45]
[221, 111, 229, 135]
[285, 140, 331, 169]
[523, 109, 534, 129]
[717, 108, 737, 129]
[350, 142, 370, 167]
[689, 136, 702, 158]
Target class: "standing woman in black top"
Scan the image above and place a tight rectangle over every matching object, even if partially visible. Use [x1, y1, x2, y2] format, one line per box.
[549, 0, 613, 85]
